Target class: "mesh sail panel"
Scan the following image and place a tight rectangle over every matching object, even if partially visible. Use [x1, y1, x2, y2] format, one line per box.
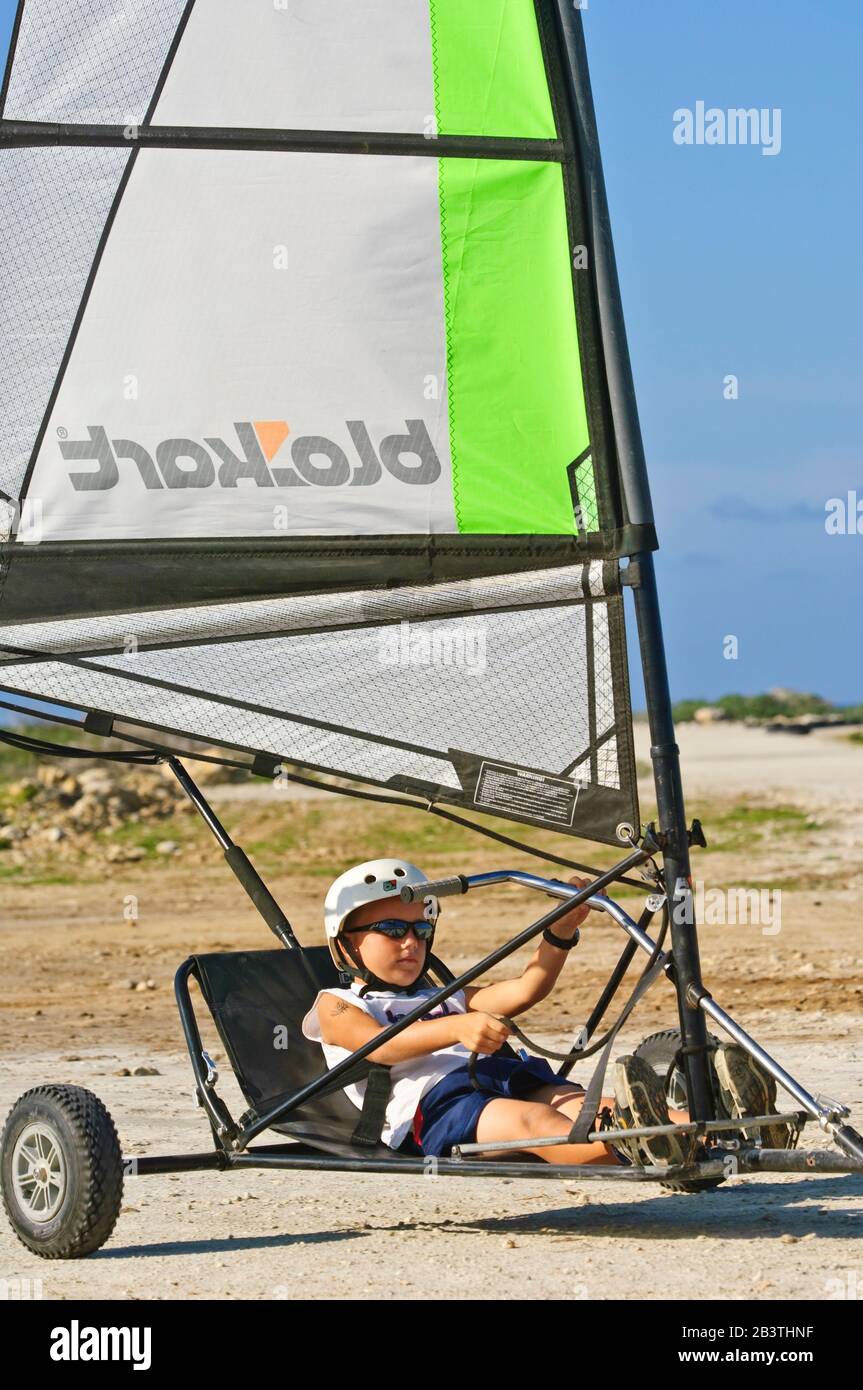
[0, 564, 638, 844]
[1, 2, 647, 845]
[2, 0, 189, 125]
[0, 144, 130, 505]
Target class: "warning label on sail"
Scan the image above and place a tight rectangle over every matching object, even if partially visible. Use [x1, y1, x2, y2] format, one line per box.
[473, 761, 579, 828]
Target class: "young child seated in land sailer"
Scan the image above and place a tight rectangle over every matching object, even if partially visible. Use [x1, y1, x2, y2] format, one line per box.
[301, 860, 792, 1165]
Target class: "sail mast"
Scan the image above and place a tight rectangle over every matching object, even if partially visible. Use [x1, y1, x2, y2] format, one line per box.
[554, 2, 714, 1123]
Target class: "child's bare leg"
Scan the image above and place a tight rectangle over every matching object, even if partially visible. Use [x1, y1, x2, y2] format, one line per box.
[529, 1080, 690, 1131]
[474, 1088, 621, 1165]
[473, 1082, 691, 1166]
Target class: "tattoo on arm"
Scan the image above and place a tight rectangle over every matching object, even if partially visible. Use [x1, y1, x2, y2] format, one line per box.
[330, 1000, 350, 1016]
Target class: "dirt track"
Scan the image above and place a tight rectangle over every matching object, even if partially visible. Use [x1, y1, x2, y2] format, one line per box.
[1, 1031, 860, 1301]
[0, 723, 861, 1299]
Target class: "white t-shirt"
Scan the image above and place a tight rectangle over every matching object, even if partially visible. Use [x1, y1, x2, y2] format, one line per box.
[301, 980, 473, 1149]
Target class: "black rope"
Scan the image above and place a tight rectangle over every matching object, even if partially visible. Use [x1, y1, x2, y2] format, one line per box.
[0, 728, 160, 764]
[561, 904, 670, 1063]
[465, 901, 671, 1091]
[568, 902, 670, 1060]
[256, 767, 653, 890]
[0, 696, 85, 731]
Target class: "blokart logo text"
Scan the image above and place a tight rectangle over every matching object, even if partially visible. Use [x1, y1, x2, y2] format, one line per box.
[59, 419, 441, 490]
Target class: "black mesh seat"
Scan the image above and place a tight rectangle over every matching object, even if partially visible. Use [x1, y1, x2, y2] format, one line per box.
[190, 945, 521, 1160]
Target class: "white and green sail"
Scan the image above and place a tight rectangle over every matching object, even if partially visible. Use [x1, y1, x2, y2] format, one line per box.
[0, 1, 654, 846]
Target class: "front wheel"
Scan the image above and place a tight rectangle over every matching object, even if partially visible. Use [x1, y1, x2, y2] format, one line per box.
[1, 1085, 124, 1258]
[633, 1029, 728, 1193]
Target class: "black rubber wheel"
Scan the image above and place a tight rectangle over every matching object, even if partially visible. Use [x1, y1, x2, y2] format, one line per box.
[633, 1029, 728, 1193]
[1, 1085, 123, 1258]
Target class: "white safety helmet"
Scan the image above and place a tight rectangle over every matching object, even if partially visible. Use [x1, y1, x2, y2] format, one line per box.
[324, 859, 439, 989]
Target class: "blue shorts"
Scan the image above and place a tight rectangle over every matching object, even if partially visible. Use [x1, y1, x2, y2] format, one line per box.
[398, 1054, 583, 1159]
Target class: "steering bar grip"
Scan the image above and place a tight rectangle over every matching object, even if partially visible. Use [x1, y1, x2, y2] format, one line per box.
[400, 875, 469, 902]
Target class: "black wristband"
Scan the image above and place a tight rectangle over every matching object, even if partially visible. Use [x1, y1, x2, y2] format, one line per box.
[542, 925, 580, 951]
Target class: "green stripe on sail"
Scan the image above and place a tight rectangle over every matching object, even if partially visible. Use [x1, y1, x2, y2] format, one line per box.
[429, 0, 556, 138]
[437, 157, 592, 534]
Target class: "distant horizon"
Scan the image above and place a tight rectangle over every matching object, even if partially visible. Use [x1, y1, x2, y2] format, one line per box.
[1, 686, 860, 733]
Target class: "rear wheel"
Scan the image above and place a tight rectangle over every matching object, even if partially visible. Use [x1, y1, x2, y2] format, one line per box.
[633, 1029, 728, 1193]
[1, 1086, 123, 1258]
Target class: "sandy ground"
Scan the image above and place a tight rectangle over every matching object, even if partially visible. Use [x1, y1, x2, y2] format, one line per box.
[1, 1031, 861, 1302]
[636, 720, 863, 802]
[0, 723, 861, 1299]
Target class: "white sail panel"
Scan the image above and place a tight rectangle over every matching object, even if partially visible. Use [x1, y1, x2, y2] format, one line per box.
[24, 149, 455, 541]
[154, 0, 437, 135]
[3, 0, 554, 138]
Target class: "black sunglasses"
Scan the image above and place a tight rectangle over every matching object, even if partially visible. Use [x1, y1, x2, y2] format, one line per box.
[342, 919, 436, 941]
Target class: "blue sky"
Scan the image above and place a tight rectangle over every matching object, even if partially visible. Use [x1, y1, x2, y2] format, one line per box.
[1, 1, 860, 713]
[583, 0, 861, 705]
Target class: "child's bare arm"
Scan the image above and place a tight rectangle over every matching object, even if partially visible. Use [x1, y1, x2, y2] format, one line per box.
[319, 994, 509, 1063]
[461, 875, 603, 1017]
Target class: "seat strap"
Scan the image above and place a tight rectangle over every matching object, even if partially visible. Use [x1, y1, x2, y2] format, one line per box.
[568, 954, 668, 1145]
[350, 1063, 393, 1148]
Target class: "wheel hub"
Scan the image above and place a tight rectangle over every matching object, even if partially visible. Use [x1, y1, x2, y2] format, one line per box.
[12, 1123, 67, 1222]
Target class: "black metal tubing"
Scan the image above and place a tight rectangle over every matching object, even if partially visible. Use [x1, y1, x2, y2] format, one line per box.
[554, 4, 715, 1122]
[167, 756, 299, 949]
[225, 1152, 712, 1180]
[737, 1149, 863, 1175]
[174, 958, 239, 1150]
[122, 1146, 704, 1181]
[631, 557, 715, 1122]
[834, 1126, 863, 1164]
[123, 1143, 863, 1180]
[130, 1151, 227, 1176]
[0, 120, 563, 163]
